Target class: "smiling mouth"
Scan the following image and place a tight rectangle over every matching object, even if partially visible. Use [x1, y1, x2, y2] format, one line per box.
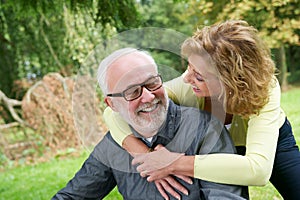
[137, 99, 160, 113]
[140, 104, 158, 113]
[192, 86, 200, 92]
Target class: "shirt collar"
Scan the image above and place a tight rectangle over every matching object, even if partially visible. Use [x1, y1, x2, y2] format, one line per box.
[130, 100, 180, 147]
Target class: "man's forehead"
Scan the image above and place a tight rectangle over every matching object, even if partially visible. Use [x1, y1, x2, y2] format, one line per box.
[113, 66, 157, 90]
[107, 55, 157, 91]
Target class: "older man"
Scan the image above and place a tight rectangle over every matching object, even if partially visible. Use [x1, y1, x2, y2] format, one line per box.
[52, 48, 246, 200]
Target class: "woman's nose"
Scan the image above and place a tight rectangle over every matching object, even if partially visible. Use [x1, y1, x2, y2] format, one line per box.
[183, 70, 193, 84]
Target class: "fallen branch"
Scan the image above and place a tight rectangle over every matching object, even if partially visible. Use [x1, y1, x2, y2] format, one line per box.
[0, 122, 20, 130]
[0, 89, 25, 125]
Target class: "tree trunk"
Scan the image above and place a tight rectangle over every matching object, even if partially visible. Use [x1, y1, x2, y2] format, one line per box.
[279, 44, 288, 91]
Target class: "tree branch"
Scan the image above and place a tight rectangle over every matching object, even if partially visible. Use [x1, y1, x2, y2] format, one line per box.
[0, 89, 25, 125]
[0, 122, 19, 130]
[39, 13, 64, 69]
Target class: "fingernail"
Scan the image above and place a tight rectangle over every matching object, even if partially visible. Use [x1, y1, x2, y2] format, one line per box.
[184, 191, 189, 196]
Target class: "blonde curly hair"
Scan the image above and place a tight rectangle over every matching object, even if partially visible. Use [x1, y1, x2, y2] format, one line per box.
[182, 20, 276, 117]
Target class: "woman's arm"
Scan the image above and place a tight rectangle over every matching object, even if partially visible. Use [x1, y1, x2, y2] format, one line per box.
[122, 134, 150, 154]
[138, 80, 284, 186]
[103, 107, 132, 147]
[193, 80, 283, 186]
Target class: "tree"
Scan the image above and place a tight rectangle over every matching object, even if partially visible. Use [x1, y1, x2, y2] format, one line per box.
[134, 0, 194, 73]
[0, 0, 140, 98]
[184, 0, 300, 88]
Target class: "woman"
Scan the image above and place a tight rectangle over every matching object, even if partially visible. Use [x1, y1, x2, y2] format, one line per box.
[103, 20, 300, 199]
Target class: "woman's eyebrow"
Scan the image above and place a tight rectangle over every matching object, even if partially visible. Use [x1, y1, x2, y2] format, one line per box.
[193, 69, 203, 76]
[188, 62, 206, 78]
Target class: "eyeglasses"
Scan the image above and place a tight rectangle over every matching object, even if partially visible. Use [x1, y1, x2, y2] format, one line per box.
[107, 74, 163, 101]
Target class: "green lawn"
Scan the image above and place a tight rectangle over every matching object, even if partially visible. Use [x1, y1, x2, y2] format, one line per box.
[0, 151, 121, 200]
[1, 88, 299, 200]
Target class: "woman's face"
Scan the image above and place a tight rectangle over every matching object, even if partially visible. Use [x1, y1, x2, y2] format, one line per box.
[183, 54, 222, 98]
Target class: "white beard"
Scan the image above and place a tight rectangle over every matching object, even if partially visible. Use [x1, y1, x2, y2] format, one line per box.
[132, 99, 168, 137]
[116, 93, 168, 138]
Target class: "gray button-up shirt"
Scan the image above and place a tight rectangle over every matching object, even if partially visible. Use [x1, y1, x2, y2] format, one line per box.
[52, 100, 247, 200]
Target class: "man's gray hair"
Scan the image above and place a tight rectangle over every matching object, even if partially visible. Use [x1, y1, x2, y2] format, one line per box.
[97, 48, 157, 95]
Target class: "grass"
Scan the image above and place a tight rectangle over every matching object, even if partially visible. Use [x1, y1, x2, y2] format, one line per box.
[1, 87, 299, 200]
[0, 152, 88, 200]
[0, 151, 121, 200]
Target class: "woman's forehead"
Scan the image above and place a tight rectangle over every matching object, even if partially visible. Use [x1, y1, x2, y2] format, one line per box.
[188, 54, 217, 77]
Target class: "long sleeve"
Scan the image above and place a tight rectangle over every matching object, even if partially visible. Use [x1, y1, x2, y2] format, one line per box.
[103, 74, 203, 146]
[194, 79, 285, 186]
[103, 107, 131, 146]
[52, 153, 116, 200]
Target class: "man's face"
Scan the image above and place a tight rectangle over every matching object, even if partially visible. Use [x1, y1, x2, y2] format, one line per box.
[105, 52, 168, 138]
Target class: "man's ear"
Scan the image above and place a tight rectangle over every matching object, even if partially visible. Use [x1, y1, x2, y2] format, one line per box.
[104, 97, 118, 112]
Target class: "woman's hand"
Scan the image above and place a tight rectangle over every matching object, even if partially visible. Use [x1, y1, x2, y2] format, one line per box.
[154, 175, 192, 200]
[132, 145, 183, 176]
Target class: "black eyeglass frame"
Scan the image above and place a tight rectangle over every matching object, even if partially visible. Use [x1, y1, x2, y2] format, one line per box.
[106, 74, 163, 101]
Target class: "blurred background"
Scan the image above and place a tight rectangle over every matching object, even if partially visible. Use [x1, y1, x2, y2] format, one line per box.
[0, 0, 299, 199]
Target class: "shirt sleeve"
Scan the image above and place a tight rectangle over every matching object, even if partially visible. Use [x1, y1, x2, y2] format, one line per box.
[194, 78, 283, 186]
[52, 153, 116, 200]
[103, 73, 204, 146]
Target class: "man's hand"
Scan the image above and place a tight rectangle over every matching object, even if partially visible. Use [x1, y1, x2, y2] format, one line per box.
[154, 175, 192, 200]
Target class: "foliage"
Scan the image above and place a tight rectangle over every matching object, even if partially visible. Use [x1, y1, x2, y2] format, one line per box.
[286, 45, 300, 73]
[135, 0, 194, 73]
[1, 0, 140, 31]
[185, 0, 300, 48]
[183, 0, 300, 86]
[287, 70, 300, 84]
[0, 0, 139, 98]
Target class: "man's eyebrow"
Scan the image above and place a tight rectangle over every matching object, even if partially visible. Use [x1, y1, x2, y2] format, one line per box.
[124, 75, 155, 90]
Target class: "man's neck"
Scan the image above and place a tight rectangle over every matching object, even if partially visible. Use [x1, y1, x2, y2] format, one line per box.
[131, 125, 158, 139]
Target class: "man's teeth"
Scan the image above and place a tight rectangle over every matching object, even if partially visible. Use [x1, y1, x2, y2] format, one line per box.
[141, 104, 158, 112]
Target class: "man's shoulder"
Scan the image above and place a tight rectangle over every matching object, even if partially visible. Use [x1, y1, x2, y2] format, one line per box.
[91, 132, 134, 171]
[93, 132, 122, 151]
[92, 132, 126, 158]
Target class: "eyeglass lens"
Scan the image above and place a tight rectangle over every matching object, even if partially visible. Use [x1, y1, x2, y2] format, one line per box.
[124, 76, 162, 100]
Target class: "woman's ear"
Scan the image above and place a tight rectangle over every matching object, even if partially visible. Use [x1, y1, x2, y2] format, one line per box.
[105, 97, 117, 112]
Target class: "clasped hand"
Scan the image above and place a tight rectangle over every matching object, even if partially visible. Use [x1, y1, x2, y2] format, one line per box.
[132, 145, 192, 200]
[132, 145, 183, 178]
